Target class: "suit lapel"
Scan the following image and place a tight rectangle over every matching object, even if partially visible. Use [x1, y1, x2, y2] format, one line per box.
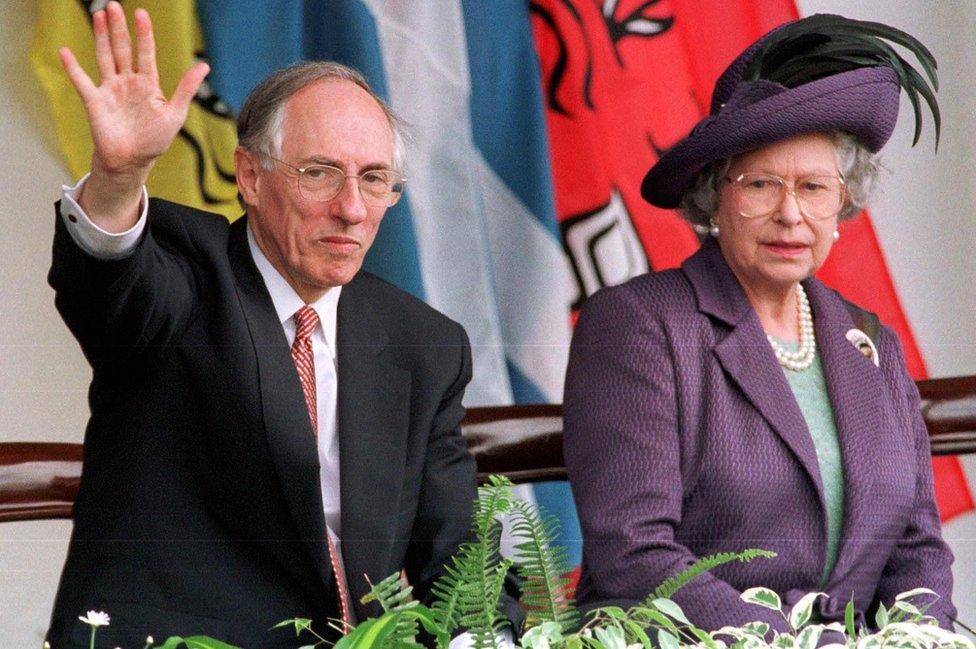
[683, 241, 824, 497]
[228, 218, 333, 586]
[804, 280, 884, 585]
[335, 275, 411, 618]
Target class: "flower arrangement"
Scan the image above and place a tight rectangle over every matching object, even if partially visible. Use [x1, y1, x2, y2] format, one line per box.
[70, 476, 972, 649]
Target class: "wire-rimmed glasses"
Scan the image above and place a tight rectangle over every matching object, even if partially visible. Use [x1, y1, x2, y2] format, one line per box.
[725, 172, 846, 221]
[269, 157, 406, 207]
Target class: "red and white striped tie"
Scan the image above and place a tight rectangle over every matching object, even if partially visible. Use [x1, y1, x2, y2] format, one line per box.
[290, 306, 354, 629]
[291, 306, 320, 435]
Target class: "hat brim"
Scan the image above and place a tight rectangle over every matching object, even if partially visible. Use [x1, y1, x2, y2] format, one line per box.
[641, 67, 900, 209]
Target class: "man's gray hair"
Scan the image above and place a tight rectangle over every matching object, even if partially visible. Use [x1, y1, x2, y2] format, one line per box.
[678, 131, 883, 228]
[237, 61, 406, 174]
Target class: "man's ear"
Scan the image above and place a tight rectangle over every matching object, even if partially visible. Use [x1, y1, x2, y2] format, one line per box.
[235, 146, 262, 207]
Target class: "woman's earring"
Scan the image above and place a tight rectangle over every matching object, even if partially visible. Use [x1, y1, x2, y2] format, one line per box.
[832, 229, 840, 241]
[709, 219, 720, 237]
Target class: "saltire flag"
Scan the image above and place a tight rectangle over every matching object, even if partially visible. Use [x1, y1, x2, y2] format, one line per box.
[31, 0, 240, 220]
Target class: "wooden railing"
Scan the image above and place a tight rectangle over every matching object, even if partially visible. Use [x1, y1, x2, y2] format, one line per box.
[2, 376, 976, 521]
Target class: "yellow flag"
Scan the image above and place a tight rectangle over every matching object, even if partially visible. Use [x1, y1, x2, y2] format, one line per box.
[31, 0, 241, 221]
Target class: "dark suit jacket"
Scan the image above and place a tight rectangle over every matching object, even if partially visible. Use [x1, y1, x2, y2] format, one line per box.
[564, 239, 955, 631]
[46, 199, 480, 647]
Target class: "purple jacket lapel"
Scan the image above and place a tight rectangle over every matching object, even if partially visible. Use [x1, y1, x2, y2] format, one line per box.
[682, 241, 825, 502]
[803, 279, 885, 586]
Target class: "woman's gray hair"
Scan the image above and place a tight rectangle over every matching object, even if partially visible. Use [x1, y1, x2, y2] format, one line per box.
[237, 61, 406, 174]
[678, 131, 883, 227]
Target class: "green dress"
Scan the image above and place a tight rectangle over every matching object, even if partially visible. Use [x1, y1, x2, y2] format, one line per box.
[773, 337, 845, 586]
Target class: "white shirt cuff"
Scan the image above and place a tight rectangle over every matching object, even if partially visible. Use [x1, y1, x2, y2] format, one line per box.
[59, 173, 148, 260]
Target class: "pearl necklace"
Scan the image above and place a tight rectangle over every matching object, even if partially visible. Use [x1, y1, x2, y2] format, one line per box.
[766, 283, 815, 372]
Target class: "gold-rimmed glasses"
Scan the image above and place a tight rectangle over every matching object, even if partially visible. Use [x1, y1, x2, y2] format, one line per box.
[269, 157, 406, 207]
[725, 172, 846, 221]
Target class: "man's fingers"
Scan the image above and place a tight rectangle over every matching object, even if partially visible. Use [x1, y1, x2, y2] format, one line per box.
[106, 1, 133, 75]
[170, 61, 209, 116]
[59, 47, 97, 104]
[133, 8, 158, 83]
[92, 9, 115, 82]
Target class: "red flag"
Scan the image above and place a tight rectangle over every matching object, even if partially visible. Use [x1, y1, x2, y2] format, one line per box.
[532, 0, 972, 521]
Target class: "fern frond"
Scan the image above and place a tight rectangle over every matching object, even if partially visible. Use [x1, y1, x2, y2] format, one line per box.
[509, 499, 579, 633]
[428, 477, 515, 648]
[359, 572, 424, 648]
[652, 549, 777, 600]
[362, 572, 415, 613]
[473, 475, 515, 538]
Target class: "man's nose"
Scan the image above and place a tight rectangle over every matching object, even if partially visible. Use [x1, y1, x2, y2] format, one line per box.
[331, 177, 368, 224]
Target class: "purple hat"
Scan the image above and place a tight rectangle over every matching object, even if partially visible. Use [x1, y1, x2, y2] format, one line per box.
[641, 14, 939, 209]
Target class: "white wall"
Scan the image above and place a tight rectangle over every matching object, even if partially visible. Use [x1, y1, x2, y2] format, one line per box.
[1, 0, 973, 646]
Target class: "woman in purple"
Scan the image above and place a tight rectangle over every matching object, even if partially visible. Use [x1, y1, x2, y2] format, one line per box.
[564, 14, 955, 632]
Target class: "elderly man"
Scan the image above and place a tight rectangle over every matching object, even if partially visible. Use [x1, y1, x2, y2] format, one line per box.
[45, 3, 504, 647]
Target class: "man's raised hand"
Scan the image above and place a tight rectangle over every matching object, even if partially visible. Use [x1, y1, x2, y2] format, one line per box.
[58, 1, 209, 230]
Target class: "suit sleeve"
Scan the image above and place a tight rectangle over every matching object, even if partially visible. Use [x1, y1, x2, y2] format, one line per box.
[403, 322, 477, 590]
[48, 200, 198, 373]
[405, 318, 525, 633]
[873, 327, 956, 629]
[564, 285, 795, 632]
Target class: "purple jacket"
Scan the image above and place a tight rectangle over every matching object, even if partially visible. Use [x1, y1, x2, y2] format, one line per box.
[564, 239, 955, 631]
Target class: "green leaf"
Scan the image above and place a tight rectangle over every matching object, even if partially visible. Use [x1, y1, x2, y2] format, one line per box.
[741, 587, 782, 612]
[653, 550, 776, 600]
[875, 604, 890, 630]
[630, 607, 681, 636]
[658, 629, 680, 649]
[789, 592, 826, 630]
[596, 606, 629, 620]
[689, 625, 722, 649]
[845, 599, 856, 638]
[771, 632, 795, 649]
[182, 638, 243, 649]
[334, 615, 399, 649]
[795, 625, 824, 649]
[522, 621, 565, 649]
[892, 601, 922, 621]
[895, 588, 938, 602]
[594, 625, 628, 649]
[622, 620, 653, 649]
[510, 498, 579, 633]
[712, 626, 749, 640]
[157, 638, 189, 649]
[743, 622, 770, 638]
[650, 598, 691, 625]
[565, 636, 585, 649]
[271, 617, 313, 636]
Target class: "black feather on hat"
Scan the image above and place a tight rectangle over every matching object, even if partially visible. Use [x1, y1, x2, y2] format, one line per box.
[642, 14, 940, 209]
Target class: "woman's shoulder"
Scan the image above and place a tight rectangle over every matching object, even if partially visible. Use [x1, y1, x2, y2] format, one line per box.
[573, 269, 701, 344]
[584, 268, 696, 315]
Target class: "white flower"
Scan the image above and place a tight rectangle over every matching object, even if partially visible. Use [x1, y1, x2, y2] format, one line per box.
[78, 610, 111, 627]
[146, 636, 155, 645]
